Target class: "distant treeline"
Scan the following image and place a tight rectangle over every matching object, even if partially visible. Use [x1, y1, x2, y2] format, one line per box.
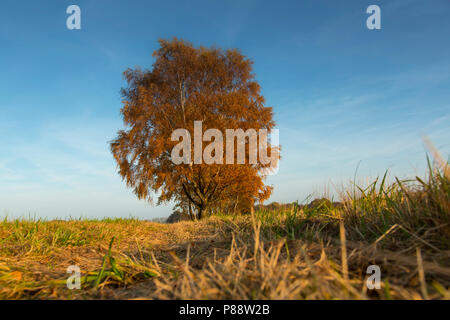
[255, 198, 343, 212]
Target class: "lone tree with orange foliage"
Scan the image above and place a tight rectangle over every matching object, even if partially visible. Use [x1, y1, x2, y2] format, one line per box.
[111, 38, 278, 220]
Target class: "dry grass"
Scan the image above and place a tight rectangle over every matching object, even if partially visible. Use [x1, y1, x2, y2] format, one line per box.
[0, 157, 449, 300]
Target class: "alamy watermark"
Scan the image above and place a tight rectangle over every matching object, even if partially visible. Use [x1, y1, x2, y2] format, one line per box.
[366, 265, 381, 289]
[170, 121, 280, 175]
[366, 5, 381, 30]
[66, 5, 81, 30]
[65, 5, 380, 31]
[66, 265, 81, 290]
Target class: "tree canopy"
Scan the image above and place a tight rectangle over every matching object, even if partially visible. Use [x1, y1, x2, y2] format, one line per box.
[111, 38, 279, 219]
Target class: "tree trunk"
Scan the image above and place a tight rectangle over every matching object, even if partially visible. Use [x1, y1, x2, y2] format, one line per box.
[233, 196, 239, 216]
[197, 206, 204, 220]
[188, 202, 194, 221]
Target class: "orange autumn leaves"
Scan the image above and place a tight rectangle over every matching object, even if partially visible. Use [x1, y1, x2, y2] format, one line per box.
[111, 38, 279, 219]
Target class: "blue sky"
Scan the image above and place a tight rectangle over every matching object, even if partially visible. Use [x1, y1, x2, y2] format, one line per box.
[1, 0, 449, 219]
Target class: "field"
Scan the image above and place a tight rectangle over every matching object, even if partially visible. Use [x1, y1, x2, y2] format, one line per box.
[0, 159, 449, 300]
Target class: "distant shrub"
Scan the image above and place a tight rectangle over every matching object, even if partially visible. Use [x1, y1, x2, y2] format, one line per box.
[166, 211, 191, 223]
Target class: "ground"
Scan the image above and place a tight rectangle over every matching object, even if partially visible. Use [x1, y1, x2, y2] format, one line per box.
[1, 163, 449, 299]
[0, 211, 448, 299]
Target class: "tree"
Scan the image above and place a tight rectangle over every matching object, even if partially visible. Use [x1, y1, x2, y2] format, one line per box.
[110, 38, 279, 219]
